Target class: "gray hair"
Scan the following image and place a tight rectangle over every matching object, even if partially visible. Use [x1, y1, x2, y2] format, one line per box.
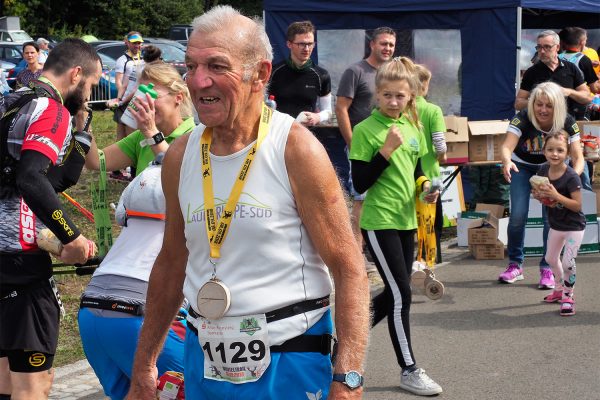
[527, 81, 567, 133]
[537, 30, 560, 45]
[192, 5, 273, 81]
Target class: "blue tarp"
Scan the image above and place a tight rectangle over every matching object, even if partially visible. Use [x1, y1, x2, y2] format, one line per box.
[263, 1, 599, 120]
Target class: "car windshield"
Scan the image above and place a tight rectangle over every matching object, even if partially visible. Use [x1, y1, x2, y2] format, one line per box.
[98, 53, 116, 70]
[154, 43, 185, 62]
[11, 31, 33, 42]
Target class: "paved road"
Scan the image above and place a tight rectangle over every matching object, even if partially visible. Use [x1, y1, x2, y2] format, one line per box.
[50, 241, 600, 399]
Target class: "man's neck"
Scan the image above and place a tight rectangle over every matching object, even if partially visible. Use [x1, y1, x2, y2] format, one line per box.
[544, 56, 560, 71]
[365, 55, 384, 69]
[210, 100, 263, 156]
[289, 56, 309, 69]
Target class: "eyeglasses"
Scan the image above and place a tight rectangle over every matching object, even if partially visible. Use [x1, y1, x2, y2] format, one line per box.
[293, 42, 315, 49]
[535, 44, 556, 52]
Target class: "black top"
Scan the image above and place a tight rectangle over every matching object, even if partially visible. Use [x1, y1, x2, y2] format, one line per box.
[268, 59, 331, 119]
[537, 163, 585, 231]
[507, 110, 580, 165]
[520, 59, 586, 117]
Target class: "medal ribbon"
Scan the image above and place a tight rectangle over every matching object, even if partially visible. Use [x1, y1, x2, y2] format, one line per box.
[200, 103, 272, 259]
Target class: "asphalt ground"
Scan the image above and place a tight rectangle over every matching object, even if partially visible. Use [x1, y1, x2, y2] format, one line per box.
[50, 240, 600, 399]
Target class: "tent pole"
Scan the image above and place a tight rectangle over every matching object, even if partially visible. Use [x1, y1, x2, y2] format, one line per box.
[515, 6, 522, 101]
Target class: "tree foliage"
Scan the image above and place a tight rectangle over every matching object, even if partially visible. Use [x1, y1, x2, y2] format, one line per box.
[2, 0, 261, 40]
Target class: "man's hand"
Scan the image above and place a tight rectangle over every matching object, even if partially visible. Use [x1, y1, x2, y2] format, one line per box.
[59, 234, 94, 264]
[126, 365, 159, 399]
[297, 111, 321, 126]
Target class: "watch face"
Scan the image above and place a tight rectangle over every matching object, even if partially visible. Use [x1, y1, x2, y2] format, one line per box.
[346, 371, 362, 389]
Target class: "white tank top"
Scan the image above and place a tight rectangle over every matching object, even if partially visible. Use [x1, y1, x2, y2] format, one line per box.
[179, 111, 332, 345]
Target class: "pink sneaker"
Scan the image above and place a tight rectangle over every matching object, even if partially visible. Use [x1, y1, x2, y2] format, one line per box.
[538, 268, 555, 290]
[498, 263, 523, 283]
[560, 297, 575, 316]
[543, 290, 562, 303]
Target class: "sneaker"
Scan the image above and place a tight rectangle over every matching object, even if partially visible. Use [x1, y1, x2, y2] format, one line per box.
[538, 268, 555, 290]
[498, 263, 523, 283]
[560, 298, 575, 316]
[400, 368, 443, 396]
[543, 290, 562, 303]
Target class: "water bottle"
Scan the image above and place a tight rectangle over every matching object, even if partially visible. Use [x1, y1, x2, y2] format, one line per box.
[420, 177, 442, 202]
[584, 95, 600, 121]
[120, 83, 158, 129]
[265, 94, 277, 110]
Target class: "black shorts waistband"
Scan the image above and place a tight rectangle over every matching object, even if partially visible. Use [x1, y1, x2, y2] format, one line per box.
[80, 296, 144, 316]
[187, 294, 330, 324]
[1, 280, 48, 300]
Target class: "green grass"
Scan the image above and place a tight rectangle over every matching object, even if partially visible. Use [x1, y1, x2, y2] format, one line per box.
[54, 110, 128, 367]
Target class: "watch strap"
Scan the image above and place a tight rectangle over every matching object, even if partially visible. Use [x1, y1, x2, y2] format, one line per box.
[332, 372, 364, 389]
[139, 131, 165, 147]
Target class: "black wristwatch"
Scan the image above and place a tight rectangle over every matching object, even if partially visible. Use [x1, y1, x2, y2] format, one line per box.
[140, 131, 165, 147]
[332, 370, 364, 390]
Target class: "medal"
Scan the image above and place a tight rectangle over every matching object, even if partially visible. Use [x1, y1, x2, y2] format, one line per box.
[197, 278, 231, 320]
[196, 104, 273, 320]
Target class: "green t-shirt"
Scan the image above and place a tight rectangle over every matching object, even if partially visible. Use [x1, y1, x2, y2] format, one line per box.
[349, 109, 426, 231]
[116, 117, 195, 174]
[416, 96, 446, 179]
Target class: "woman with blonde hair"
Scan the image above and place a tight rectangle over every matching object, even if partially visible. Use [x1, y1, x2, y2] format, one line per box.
[349, 57, 443, 396]
[498, 81, 584, 288]
[86, 62, 195, 176]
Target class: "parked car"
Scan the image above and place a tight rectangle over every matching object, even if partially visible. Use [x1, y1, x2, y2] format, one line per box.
[168, 25, 192, 42]
[5, 58, 25, 89]
[0, 41, 23, 65]
[90, 40, 187, 76]
[0, 60, 15, 94]
[0, 17, 33, 43]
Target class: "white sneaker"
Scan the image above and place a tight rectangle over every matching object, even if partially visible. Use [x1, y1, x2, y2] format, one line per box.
[400, 368, 443, 396]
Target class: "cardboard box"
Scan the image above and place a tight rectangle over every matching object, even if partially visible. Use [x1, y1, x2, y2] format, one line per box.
[468, 120, 509, 162]
[470, 240, 505, 260]
[458, 204, 507, 247]
[444, 116, 469, 142]
[467, 203, 508, 246]
[444, 116, 469, 164]
[576, 120, 600, 138]
[445, 142, 469, 164]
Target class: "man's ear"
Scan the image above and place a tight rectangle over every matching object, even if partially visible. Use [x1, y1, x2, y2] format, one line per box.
[286, 40, 293, 50]
[69, 66, 83, 85]
[251, 60, 272, 92]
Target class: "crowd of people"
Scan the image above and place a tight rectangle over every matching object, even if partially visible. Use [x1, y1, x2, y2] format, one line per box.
[0, 5, 599, 399]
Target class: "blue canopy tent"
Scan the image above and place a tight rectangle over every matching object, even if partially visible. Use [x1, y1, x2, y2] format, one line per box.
[263, 0, 600, 120]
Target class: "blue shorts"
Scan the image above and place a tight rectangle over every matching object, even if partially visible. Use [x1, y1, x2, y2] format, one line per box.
[78, 307, 185, 399]
[184, 309, 333, 400]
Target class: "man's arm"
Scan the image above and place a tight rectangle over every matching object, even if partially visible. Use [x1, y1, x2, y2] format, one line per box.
[563, 83, 593, 105]
[514, 89, 530, 110]
[335, 96, 354, 146]
[286, 123, 369, 399]
[127, 135, 190, 399]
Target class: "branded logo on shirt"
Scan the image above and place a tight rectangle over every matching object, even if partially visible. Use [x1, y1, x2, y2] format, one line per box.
[19, 199, 37, 250]
[511, 117, 521, 126]
[24, 133, 60, 155]
[186, 193, 273, 224]
[28, 353, 46, 367]
[305, 84, 316, 89]
[306, 389, 323, 400]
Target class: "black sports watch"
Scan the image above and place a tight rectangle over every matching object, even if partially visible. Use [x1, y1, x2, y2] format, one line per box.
[332, 370, 364, 390]
[140, 131, 165, 147]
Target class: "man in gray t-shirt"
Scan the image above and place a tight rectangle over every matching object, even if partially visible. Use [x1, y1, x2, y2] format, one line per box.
[335, 27, 396, 275]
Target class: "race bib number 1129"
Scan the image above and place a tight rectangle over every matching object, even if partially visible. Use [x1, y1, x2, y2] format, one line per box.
[197, 314, 271, 384]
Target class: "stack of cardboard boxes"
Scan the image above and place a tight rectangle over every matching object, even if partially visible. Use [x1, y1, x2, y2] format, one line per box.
[457, 204, 508, 259]
[444, 117, 508, 164]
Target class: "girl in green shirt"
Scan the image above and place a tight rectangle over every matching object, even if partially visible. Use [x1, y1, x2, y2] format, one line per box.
[349, 57, 442, 396]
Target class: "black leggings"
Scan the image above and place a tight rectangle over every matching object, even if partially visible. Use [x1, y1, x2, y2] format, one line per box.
[363, 229, 416, 370]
